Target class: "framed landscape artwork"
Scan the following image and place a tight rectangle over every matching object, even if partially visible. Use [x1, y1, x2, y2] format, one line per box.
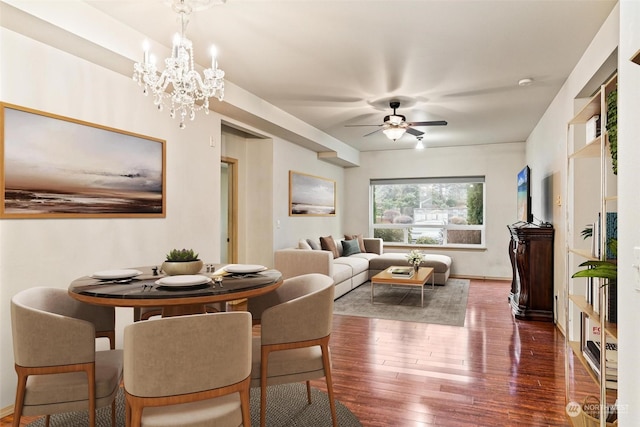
[0, 103, 166, 219]
[289, 171, 336, 216]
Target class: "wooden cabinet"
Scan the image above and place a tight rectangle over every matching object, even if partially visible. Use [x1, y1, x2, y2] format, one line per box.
[508, 224, 554, 322]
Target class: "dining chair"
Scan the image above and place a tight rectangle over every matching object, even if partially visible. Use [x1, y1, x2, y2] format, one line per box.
[246, 273, 337, 427]
[123, 311, 252, 427]
[10, 287, 123, 427]
[133, 303, 224, 321]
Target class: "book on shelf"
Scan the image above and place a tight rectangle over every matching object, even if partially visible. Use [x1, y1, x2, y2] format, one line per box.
[388, 267, 414, 278]
[586, 114, 601, 142]
[583, 340, 618, 388]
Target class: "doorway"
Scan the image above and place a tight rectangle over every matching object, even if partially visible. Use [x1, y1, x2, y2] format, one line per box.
[220, 157, 238, 263]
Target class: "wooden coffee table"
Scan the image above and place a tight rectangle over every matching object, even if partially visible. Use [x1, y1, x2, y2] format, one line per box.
[370, 266, 435, 307]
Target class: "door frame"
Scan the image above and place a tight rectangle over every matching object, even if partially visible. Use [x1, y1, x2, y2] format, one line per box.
[221, 156, 238, 263]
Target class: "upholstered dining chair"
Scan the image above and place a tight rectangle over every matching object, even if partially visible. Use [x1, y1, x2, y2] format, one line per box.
[246, 273, 337, 427]
[10, 287, 123, 427]
[123, 311, 252, 427]
[133, 303, 224, 321]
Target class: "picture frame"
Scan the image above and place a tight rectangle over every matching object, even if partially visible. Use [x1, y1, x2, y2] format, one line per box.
[0, 103, 166, 219]
[289, 171, 335, 216]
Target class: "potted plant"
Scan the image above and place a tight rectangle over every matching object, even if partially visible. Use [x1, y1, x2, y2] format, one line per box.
[572, 239, 617, 280]
[162, 248, 203, 276]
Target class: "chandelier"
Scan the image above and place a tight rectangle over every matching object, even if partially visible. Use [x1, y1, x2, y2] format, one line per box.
[132, 0, 225, 129]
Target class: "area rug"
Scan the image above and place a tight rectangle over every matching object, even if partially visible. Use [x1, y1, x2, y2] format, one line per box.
[334, 278, 470, 326]
[25, 383, 361, 427]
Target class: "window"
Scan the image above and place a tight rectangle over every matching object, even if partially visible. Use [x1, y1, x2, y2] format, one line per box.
[370, 176, 485, 248]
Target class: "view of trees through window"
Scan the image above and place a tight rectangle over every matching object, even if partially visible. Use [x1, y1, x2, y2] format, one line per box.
[371, 177, 485, 247]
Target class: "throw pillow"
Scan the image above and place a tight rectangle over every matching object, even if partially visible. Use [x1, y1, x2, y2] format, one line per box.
[341, 239, 361, 257]
[319, 235, 339, 258]
[298, 239, 312, 250]
[306, 238, 320, 250]
[344, 234, 366, 253]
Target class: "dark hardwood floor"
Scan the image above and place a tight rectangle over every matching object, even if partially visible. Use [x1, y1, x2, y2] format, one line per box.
[2, 279, 577, 426]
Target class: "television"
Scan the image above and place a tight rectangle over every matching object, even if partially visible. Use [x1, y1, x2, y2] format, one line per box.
[517, 166, 532, 223]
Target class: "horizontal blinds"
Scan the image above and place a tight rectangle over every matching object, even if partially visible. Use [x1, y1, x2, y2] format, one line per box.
[371, 176, 485, 185]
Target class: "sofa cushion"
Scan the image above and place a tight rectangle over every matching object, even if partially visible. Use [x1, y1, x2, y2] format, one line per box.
[306, 238, 320, 250]
[320, 236, 339, 258]
[298, 239, 312, 250]
[335, 256, 369, 276]
[341, 239, 361, 257]
[344, 234, 366, 253]
[332, 263, 352, 284]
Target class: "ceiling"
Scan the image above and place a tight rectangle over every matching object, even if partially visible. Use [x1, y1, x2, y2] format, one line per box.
[36, 1, 622, 152]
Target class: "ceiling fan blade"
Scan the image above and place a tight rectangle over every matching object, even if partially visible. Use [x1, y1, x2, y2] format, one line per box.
[407, 120, 448, 127]
[363, 128, 383, 137]
[345, 124, 382, 127]
[406, 127, 425, 137]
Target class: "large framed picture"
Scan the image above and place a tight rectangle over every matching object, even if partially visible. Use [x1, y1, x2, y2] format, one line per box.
[289, 171, 336, 216]
[0, 103, 166, 218]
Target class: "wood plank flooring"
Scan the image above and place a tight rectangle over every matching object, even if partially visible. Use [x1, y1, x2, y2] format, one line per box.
[2, 279, 577, 426]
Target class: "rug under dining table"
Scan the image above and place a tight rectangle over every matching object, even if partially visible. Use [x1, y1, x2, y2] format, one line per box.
[25, 383, 361, 427]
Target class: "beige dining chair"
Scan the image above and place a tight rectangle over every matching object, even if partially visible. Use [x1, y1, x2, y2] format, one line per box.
[123, 311, 252, 427]
[246, 273, 337, 427]
[10, 287, 123, 427]
[133, 303, 223, 321]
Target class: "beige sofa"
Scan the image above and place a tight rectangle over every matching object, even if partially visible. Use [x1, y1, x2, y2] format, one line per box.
[274, 237, 452, 299]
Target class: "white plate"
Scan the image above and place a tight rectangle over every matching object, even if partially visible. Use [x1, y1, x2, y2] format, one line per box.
[155, 275, 212, 287]
[224, 264, 267, 274]
[91, 269, 143, 280]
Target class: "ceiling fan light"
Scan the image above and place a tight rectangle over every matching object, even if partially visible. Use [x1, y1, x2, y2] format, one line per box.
[385, 114, 405, 126]
[416, 139, 424, 150]
[383, 127, 406, 141]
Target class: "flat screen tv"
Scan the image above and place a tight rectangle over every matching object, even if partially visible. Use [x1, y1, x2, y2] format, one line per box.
[517, 166, 532, 223]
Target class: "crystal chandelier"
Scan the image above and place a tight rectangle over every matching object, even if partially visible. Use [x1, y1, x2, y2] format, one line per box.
[132, 0, 225, 129]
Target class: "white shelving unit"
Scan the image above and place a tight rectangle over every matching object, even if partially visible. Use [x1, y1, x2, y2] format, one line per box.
[564, 74, 618, 426]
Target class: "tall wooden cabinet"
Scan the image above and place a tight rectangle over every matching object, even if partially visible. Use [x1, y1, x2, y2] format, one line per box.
[508, 224, 555, 322]
[564, 74, 617, 426]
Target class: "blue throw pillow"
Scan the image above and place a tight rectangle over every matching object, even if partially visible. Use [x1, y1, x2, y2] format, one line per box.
[341, 239, 361, 257]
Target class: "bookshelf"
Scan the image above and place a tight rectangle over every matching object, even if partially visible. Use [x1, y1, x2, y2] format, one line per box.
[564, 73, 618, 425]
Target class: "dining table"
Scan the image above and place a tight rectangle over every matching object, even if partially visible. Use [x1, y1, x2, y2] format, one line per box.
[68, 265, 283, 317]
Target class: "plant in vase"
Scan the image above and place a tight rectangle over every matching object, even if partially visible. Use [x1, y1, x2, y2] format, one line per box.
[406, 250, 424, 272]
[162, 248, 203, 275]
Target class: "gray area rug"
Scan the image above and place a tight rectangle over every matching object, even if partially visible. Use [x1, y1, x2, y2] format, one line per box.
[26, 383, 361, 427]
[334, 278, 470, 326]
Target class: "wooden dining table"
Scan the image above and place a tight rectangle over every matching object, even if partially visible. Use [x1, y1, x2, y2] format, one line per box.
[68, 265, 283, 317]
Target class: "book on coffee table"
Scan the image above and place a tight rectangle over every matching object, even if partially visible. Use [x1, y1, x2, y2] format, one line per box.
[388, 267, 414, 278]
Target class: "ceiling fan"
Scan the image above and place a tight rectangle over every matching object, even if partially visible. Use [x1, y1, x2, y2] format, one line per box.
[347, 101, 447, 141]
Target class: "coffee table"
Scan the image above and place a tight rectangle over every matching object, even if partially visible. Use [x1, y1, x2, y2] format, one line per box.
[370, 266, 435, 307]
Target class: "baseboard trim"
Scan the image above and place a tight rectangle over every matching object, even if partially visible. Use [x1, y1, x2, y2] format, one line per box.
[1, 404, 14, 419]
[450, 274, 511, 282]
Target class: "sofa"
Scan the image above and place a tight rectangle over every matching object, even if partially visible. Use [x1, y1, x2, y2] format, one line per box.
[274, 236, 452, 299]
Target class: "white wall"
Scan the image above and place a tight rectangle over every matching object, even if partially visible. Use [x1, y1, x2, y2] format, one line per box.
[526, 3, 619, 329]
[527, 2, 640, 420]
[0, 27, 225, 407]
[272, 140, 345, 250]
[616, 0, 640, 422]
[343, 142, 525, 279]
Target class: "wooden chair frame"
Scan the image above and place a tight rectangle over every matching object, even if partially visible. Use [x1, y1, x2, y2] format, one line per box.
[124, 376, 251, 427]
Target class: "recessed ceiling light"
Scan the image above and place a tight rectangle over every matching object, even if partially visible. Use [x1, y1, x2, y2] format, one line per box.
[518, 78, 534, 87]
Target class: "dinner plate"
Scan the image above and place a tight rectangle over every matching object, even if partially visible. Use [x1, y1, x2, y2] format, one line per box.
[91, 269, 143, 280]
[155, 275, 212, 287]
[224, 264, 267, 274]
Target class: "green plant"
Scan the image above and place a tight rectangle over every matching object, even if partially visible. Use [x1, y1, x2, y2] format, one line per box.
[572, 239, 617, 281]
[606, 88, 617, 175]
[165, 248, 199, 262]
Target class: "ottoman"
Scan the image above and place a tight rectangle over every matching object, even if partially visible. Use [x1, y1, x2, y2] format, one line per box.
[369, 253, 452, 285]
